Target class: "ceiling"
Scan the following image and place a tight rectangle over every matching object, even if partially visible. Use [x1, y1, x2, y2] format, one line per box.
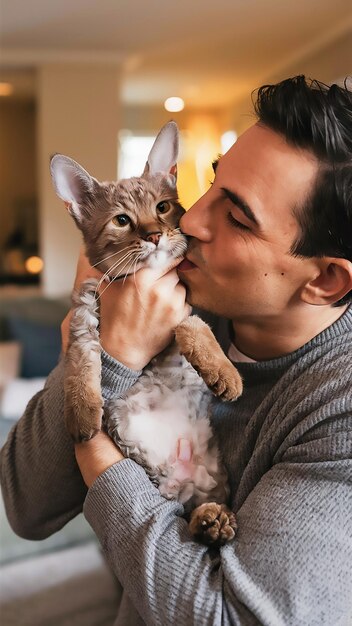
[1, 0, 351, 108]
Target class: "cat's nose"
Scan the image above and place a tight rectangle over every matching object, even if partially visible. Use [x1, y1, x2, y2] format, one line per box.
[146, 232, 162, 246]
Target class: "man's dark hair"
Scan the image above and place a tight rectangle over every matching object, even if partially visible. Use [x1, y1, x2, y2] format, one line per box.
[253, 75, 352, 305]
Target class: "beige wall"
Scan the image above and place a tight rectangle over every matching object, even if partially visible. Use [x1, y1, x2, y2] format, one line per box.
[37, 64, 121, 296]
[222, 30, 352, 136]
[0, 100, 37, 251]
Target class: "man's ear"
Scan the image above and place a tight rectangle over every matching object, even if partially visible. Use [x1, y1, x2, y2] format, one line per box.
[301, 258, 352, 306]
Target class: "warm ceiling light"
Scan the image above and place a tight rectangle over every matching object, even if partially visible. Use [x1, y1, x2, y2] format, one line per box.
[0, 82, 14, 97]
[164, 97, 185, 113]
[221, 130, 237, 153]
[25, 256, 44, 274]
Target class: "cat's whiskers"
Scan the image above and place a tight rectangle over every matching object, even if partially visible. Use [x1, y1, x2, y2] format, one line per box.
[173, 242, 187, 255]
[91, 245, 135, 269]
[124, 252, 144, 286]
[110, 249, 143, 282]
[96, 248, 140, 288]
[95, 249, 142, 300]
[95, 254, 134, 299]
[121, 250, 145, 285]
[95, 278, 115, 301]
[94, 251, 136, 299]
[131, 254, 150, 312]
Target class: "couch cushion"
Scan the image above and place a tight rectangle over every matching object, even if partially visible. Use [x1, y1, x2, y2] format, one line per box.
[0, 378, 46, 419]
[0, 296, 70, 342]
[7, 317, 62, 378]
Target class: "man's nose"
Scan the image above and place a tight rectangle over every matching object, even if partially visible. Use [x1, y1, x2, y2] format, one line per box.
[145, 231, 162, 246]
[180, 195, 212, 242]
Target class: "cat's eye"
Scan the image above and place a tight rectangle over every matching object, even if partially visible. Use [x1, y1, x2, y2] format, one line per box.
[156, 201, 170, 214]
[112, 214, 131, 227]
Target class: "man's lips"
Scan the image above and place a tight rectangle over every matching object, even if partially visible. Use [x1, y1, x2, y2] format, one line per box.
[177, 257, 197, 271]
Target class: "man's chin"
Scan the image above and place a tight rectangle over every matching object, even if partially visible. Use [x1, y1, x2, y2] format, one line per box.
[183, 284, 197, 308]
[184, 286, 210, 312]
[180, 272, 211, 311]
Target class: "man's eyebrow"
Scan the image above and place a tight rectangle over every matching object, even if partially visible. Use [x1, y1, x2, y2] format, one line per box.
[222, 188, 260, 227]
[212, 157, 221, 173]
[211, 156, 260, 227]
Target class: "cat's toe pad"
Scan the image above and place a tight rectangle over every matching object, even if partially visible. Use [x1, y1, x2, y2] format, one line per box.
[189, 502, 237, 547]
[202, 363, 243, 401]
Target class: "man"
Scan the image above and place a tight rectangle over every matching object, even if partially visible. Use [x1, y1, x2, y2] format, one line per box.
[1, 76, 352, 625]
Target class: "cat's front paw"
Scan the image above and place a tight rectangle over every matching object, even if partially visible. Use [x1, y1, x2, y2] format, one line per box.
[175, 316, 243, 401]
[64, 382, 103, 443]
[201, 361, 243, 402]
[65, 404, 103, 443]
[189, 502, 237, 547]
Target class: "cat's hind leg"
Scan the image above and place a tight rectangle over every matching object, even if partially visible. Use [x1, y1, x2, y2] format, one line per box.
[64, 278, 103, 442]
[189, 502, 237, 547]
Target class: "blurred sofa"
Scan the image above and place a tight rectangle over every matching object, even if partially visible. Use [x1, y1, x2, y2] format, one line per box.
[0, 293, 120, 625]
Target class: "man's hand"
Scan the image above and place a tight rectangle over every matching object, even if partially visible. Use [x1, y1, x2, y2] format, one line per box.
[61, 246, 191, 370]
[75, 431, 124, 488]
[98, 259, 191, 370]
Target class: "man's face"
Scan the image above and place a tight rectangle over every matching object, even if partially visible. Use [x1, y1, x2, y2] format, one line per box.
[178, 124, 320, 322]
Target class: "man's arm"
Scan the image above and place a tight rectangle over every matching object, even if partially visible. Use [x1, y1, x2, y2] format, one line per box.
[82, 437, 352, 626]
[0, 353, 142, 539]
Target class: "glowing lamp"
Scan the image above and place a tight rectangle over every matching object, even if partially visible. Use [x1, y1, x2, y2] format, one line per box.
[0, 83, 14, 97]
[25, 256, 44, 274]
[164, 97, 185, 113]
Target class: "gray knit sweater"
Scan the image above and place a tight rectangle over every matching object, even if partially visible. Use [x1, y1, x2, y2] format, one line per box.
[1, 308, 352, 626]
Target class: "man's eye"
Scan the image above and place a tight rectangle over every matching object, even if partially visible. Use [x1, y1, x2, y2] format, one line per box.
[156, 201, 170, 214]
[227, 212, 250, 231]
[112, 214, 131, 227]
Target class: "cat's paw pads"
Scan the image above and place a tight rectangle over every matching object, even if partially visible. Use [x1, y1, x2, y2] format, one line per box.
[67, 421, 102, 443]
[204, 361, 243, 401]
[189, 502, 237, 547]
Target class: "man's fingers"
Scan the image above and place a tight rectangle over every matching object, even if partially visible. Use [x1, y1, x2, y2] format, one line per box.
[135, 257, 185, 288]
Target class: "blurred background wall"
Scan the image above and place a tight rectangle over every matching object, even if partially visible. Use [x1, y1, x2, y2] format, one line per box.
[0, 0, 351, 297]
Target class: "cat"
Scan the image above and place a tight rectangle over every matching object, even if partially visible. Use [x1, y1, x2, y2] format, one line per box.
[50, 121, 241, 546]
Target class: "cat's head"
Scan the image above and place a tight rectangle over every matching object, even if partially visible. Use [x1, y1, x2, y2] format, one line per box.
[50, 121, 187, 280]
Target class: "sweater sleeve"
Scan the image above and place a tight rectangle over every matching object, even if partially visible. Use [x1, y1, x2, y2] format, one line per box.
[0, 352, 142, 540]
[83, 441, 352, 625]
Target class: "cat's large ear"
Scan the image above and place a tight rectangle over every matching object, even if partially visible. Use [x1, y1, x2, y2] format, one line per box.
[50, 155, 95, 222]
[143, 121, 179, 182]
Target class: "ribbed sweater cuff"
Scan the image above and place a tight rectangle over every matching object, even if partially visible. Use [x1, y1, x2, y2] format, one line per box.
[101, 349, 143, 400]
[83, 459, 181, 541]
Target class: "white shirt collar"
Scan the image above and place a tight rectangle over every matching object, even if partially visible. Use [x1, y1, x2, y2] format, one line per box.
[228, 342, 257, 364]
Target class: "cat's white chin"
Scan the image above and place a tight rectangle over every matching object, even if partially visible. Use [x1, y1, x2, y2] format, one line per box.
[146, 249, 171, 269]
